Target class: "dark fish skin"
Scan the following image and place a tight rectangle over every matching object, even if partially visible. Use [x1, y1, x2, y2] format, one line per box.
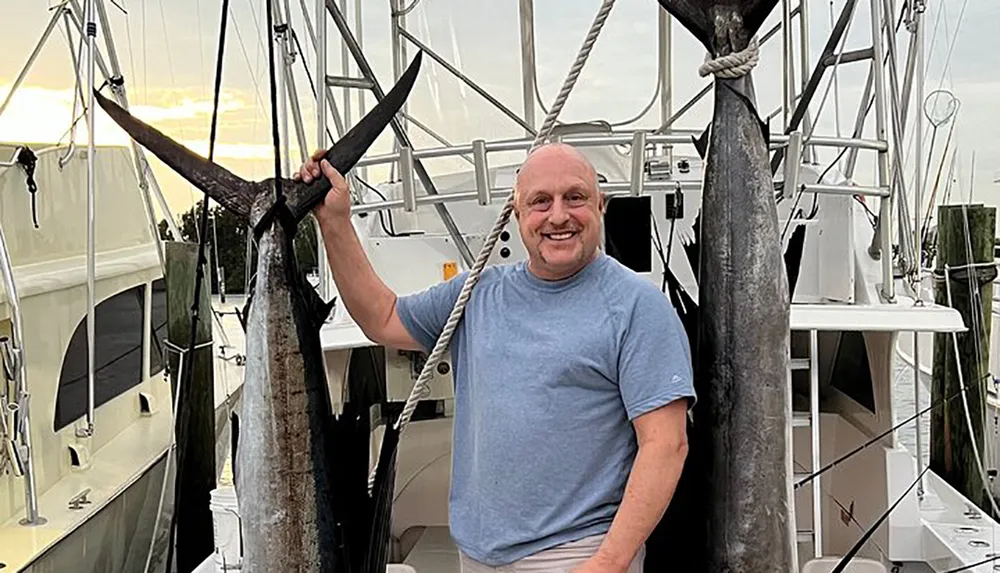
[654, 1, 795, 572]
[92, 53, 424, 573]
[698, 71, 795, 573]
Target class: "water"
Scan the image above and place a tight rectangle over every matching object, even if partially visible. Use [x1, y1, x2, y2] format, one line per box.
[891, 354, 932, 470]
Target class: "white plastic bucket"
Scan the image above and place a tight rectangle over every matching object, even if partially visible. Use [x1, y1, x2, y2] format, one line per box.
[209, 486, 242, 570]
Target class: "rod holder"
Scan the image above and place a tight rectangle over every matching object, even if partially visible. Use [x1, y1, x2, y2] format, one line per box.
[630, 131, 647, 197]
[472, 139, 491, 206]
[400, 146, 417, 212]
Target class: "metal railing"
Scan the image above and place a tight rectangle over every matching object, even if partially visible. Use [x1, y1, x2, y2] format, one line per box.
[0, 220, 44, 526]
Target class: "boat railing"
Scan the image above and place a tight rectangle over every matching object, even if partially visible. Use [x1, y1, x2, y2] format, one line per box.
[348, 127, 894, 300]
[0, 218, 44, 527]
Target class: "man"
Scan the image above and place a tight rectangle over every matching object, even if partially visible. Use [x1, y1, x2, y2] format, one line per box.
[296, 142, 695, 573]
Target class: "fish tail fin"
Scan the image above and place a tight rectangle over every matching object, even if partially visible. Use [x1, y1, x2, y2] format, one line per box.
[656, 0, 780, 53]
[93, 90, 257, 221]
[284, 52, 424, 225]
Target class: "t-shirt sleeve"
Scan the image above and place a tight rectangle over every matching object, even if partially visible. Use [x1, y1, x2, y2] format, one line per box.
[617, 285, 696, 421]
[395, 272, 469, 352]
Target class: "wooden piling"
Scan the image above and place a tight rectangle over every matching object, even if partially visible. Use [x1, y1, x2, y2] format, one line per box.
[930, 203, 996, 513]
[165, 241, 217, 572]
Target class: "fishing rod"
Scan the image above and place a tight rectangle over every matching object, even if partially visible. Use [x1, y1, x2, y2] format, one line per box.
[831, 465, 931, 573]
[794, 371, 987, 490]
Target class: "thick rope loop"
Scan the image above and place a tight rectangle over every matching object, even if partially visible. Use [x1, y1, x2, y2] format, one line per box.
[698, 35, 760, 79]
[368, 0, 618, 491]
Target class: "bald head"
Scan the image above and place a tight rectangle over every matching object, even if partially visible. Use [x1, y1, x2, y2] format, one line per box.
[514, 143, 599, 205]
[511, 141, 605, 281]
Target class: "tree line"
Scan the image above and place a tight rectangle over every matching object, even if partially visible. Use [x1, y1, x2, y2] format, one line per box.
[158, 200, 320, 295]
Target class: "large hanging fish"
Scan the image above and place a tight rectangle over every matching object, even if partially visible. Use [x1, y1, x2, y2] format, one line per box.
[650, 1, 797, 571]
[94, 52, 424, 573]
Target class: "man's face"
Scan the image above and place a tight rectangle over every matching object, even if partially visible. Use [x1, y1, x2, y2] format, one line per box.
[513, 145, 604, 280]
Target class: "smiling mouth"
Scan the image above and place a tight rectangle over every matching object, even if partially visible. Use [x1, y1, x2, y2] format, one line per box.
[543, 231, 578, 241]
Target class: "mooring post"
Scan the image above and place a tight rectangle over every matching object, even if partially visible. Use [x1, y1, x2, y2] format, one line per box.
[930, 203, 996, 514]
[165, 241, 217, 572]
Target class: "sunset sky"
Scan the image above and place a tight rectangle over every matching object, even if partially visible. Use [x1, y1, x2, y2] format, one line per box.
[2, 0, 997, 227]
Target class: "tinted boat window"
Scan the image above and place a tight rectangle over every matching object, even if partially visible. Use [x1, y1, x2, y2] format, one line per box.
[54, 284, 147, 432]
[148, 279, 168, 377]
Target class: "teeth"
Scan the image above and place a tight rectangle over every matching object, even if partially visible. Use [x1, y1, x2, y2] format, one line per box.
[548, 232, 574, 240]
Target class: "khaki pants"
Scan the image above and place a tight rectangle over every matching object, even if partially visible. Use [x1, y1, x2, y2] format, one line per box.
[458, 534, 645, 573]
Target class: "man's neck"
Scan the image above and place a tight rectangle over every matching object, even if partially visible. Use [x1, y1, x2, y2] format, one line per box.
[528, 249, 600, 281]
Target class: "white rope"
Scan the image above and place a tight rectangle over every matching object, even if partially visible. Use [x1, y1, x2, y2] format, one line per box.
[698, 36, 760, 79]
[368, 0, 618, 491]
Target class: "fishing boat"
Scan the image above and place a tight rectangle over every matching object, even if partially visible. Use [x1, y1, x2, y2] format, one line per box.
[3, 0, 998, 572]
[0, 1, 245, 571]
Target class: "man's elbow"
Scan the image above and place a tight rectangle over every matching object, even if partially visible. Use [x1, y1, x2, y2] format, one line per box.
[655, 430, 688, 464]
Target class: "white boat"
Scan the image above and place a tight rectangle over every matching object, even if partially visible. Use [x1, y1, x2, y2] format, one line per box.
[0, 1, 246, 571]
[3, 0, 995, 572]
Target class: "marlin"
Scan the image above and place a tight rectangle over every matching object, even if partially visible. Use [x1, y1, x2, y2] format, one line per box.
[652, 1, 796, 571]
[94, 52, 424, 572]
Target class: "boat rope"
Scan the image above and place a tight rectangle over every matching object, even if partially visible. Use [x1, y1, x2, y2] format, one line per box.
[375, 0, 618, 489]
[163, 0, 231, 570]
[698, 35, 760, 79]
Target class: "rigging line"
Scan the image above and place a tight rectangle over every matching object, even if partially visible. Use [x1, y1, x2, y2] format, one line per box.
[265, 0, 284, 204]
[958, 204, 994, 476]
[228, 9, 270, 119]
[831, 465, 931, 573]
[531, 7, 661, 128]
[792, 459, 889, 561]
[944, 260, 1000, 520]
[909, 0, 966, 174]
[163, 0, 231, 570]
[795, 375, 984, 490]
[932, 0, 963, 95]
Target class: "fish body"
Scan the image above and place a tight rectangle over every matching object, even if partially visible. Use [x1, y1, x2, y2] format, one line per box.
[237, 212, 340, 571]
[654, 2, 796, 571]
[93, 52, 424, 572]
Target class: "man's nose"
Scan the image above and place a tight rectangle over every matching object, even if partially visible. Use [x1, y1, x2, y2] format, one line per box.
[548, 199, 570, 224]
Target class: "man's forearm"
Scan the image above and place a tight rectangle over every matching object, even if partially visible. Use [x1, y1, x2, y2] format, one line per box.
[593, 438, 687, 571]
[316, 215, 396, 337]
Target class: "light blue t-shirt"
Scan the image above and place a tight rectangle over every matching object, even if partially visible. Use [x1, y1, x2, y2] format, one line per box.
[395, 251, 696, 566]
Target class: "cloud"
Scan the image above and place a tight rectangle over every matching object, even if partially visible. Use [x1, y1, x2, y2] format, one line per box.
[0, 83, 269, 160]
[128, 91, 247, 122]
